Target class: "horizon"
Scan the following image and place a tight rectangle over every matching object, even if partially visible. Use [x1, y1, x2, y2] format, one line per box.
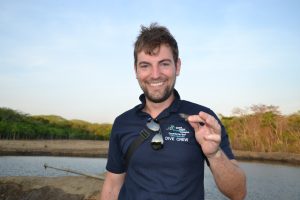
[1, 1, 299, 123]
[1, 104, 298, 124]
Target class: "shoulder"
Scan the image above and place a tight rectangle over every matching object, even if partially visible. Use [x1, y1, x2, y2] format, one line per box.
[114, 105, 140, 125]
[112, 103, 144, 133]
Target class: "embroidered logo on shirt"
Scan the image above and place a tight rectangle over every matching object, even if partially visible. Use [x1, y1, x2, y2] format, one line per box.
[165, 125, 190, 142]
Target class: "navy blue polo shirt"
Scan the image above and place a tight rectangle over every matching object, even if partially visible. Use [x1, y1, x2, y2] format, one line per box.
[106, 90, 235, 200]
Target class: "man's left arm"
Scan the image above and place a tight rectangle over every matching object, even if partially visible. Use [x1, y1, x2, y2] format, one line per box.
[207, 149, 247, 200]
[188, 111, 246, 200]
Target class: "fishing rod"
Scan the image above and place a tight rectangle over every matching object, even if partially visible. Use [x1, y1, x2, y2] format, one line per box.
[43, 163, 105, 180]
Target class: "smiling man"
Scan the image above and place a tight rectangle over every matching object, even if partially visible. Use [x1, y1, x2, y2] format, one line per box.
[100, 23, 246, 200]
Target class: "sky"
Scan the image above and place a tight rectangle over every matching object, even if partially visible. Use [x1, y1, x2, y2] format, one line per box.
[0, 0, 299, 123]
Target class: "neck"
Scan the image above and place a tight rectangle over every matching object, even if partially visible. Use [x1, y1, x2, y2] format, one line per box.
[143, 93, 175, 119]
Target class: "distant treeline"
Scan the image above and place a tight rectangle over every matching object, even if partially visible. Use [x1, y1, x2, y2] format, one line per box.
[221, 105, 300, 154]
[1, 106, 300, 153]
[0, 108, 111, 140]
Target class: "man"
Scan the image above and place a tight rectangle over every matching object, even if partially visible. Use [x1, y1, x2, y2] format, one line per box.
[100, 23, 246, 200]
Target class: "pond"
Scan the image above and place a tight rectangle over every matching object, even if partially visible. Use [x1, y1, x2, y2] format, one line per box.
[0, 156, 299, 199]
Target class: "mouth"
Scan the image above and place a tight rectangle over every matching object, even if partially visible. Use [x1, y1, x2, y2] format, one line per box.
[149, 81, 164, 87]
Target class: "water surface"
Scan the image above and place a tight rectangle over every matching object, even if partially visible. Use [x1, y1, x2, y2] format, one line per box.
[0, 156, 106, 177]
[1, 156, 299, 199]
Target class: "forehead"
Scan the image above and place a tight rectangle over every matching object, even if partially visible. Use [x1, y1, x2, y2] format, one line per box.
[137, 44, 173, 63]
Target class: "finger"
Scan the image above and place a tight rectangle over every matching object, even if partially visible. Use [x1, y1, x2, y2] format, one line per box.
[199, 112, 221, 132]
[187, 114, 205, 125]
[199, 111, 215, 124]
[204, 134, 221, 143]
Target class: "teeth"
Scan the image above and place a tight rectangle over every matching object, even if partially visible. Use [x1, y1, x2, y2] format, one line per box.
[150, 82, 163, 86]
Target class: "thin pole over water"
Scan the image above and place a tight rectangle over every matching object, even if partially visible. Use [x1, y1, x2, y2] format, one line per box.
[44, 163, 105, 180]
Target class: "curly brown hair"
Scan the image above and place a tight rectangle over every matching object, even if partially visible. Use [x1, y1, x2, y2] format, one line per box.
[134, 23, 179, 67]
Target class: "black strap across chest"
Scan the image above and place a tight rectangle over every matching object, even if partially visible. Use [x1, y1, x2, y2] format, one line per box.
[124, 117, 167, 169]
[124, 127, 152, 169]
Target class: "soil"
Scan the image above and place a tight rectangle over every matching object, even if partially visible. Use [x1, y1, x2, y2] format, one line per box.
[0, 140, 108, 157]
[0, 176, 104, 200]
[233, 150, 300, 165]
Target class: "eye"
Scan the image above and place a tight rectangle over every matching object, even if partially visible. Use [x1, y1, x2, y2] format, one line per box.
[138, 62, 150, 69]
[161, 62, 171, 67]
[140, 64, 149, 68]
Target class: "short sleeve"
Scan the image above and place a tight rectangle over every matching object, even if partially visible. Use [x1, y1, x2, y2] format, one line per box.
[106, 118, 126, 173]
[219, 124, 235, 160]
[209, 110, 235, 160]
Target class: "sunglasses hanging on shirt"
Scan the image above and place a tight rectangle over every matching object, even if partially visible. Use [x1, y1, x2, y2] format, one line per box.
[146, 119, 164, 150]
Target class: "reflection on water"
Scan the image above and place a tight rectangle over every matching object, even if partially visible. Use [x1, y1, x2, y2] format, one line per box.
[1, 156, 300, 200]
[204, 161, 300, 200]
[242, 162, 300, 200]
[0, 156, 107, 177]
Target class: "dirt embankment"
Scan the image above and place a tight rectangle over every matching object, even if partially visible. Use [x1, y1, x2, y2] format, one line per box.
[0, 140, 108, 157]
[0, 176, 104, 200]
[233, 150, 300, 165]
[1, 140, 300, 165]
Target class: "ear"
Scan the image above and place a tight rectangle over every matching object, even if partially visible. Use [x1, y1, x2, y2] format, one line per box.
[175, 58, 181, 76]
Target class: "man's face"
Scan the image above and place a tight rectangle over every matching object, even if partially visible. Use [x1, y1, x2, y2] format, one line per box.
[135, 44, 181, 103]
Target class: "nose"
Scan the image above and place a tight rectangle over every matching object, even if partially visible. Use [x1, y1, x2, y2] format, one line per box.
[151, 65, 161, 78]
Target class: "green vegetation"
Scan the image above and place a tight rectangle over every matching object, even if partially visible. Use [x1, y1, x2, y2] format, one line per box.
[1, 105, 300, 154]
[221, 105, 300, 153]
[0, 107, 111, 140]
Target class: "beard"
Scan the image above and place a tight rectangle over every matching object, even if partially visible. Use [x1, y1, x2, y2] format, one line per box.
[139, 78, 176, 103]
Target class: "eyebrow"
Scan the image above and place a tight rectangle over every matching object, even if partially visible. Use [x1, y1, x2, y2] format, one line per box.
[138, 59, 172, 66]
[138, 61, 150, 66]
[159, 59, 172, 64]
